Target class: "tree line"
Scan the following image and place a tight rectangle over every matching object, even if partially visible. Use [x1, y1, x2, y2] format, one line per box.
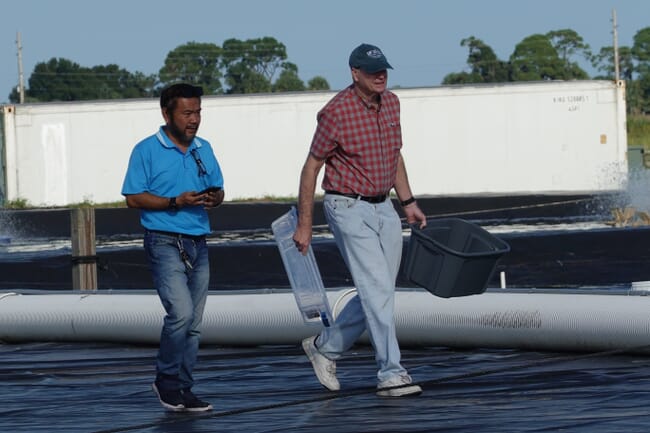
[442, 27, 650, 115]
[8, 37, 330, 103]
[7, 29, 650, 114]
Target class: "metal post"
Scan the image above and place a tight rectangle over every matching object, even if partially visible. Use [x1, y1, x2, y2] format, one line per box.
[16, 32, 25, 104]
[612, 9, 620, 82]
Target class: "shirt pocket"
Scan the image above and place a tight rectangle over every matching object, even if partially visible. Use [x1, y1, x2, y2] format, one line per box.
[384, 120, 402, 150]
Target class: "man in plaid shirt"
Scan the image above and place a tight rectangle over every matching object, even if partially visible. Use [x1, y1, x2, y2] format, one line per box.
[294, 43, 427, 397]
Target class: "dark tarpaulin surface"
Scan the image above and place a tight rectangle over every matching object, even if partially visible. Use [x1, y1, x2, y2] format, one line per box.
[2, 342, 650, 433]
[3, 196, 650, 432]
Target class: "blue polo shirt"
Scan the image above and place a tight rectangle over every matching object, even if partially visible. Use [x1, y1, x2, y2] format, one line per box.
[121, 126, 224, 235]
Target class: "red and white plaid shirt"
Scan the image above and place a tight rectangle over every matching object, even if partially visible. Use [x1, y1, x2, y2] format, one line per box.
[309, 85, 403, 196]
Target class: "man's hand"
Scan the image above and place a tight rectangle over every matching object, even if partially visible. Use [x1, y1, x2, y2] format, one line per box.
[293, 223, 313, 255]
[403, 202, 427, 229]
[200, 189, 224, 208]
[179, 189, 224, 208]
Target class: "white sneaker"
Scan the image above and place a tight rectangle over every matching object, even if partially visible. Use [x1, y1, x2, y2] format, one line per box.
[376, 374, 422, 397]
[302, 336, 340, 391]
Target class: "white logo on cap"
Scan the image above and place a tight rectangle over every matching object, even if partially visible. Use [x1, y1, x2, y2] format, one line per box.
[366, 49, 383, 59]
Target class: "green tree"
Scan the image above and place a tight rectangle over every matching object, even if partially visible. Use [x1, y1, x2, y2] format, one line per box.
[632, 27, 650, 64]
[91, 64, 157, 99]
[25, 57, 88, 101]
[13, 57, 156, 102]
[222, 37, 292, 93]
[224, 62, 272, 94]
[510, 34, 565, 81]
[127, 71, 158, 98]
[592, 43, 643, 115]
[626, 79, 646, 115]
[442, 37, 509, 84]
[464, 36, 509, 82]
[632, 27, 650, 114]
[637, 74, 650, 114]
[307, 76, 330, 91]
[591, 46, 635, 80]
[159, 42, 223, 94]
[442, 71, 476, 85]
[91, 64, 128, 99]
[546, 29, 590, 79]
[273, 62, 305, 92]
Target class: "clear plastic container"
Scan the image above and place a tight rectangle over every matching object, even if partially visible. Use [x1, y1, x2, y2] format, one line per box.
[271, 207, 333, 326]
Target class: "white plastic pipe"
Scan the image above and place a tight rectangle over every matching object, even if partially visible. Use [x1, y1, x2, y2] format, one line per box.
[392, 289, 650, 353]
[0, 290, 321, 345]
[1, 288, 650, 354]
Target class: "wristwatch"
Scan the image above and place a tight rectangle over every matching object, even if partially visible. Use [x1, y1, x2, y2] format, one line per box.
[168, 197, 178, 210]
[400, 196, 416, 207]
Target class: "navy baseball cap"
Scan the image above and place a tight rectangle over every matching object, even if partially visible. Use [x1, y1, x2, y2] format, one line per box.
[348, 43, 393, 73]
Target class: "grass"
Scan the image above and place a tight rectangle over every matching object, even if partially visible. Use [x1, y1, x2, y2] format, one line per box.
[628, 115, 650, 147]
[228, 195, 300, 203]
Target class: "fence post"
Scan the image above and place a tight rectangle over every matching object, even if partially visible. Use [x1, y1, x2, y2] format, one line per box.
[71, 208, 97, 291]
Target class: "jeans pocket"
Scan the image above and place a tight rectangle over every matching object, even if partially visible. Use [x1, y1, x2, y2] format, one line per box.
[324, 196, 356, 229]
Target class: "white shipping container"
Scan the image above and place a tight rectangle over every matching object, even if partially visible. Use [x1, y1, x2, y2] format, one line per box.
[0, 80, 627, 207]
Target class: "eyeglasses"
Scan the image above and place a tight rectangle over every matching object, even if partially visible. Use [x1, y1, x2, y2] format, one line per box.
[190, 149, 207, 176]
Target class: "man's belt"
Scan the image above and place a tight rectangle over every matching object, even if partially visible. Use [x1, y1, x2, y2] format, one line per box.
[325, 190, 388, 204]
[146, 230, 206, 242]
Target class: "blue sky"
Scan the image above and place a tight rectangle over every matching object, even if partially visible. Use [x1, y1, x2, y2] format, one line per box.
[1, 0, 648, 103]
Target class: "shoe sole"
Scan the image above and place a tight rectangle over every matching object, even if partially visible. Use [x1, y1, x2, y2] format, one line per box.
[185, 403, 212, 412]
[302, 338, 340, 391]
[376, 384, 423, 397]
[185, 404, 213, 412]
[152, 383, 186, 412]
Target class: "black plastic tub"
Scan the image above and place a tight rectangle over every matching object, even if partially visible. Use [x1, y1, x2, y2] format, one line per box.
[404, 218, 510, 298]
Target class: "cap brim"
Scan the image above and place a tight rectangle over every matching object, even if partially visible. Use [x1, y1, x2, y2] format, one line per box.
[358, 62, 393, 74]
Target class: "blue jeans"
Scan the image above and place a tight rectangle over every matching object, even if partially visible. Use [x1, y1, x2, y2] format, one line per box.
[317, 195, 407, 384]
[144, 231, 210, 391]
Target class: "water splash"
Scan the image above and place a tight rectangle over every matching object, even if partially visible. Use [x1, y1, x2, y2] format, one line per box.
[586, 164, 650, 226]
[623, 167, 650, 212]
[574, 162, 629, 218]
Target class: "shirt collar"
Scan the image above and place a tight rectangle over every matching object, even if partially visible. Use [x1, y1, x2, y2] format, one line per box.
[350, 84, 382, 111]
[155, 126, 202, 150]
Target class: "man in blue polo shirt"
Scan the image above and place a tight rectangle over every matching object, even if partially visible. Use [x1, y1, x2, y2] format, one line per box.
[122, 83, 224, 412]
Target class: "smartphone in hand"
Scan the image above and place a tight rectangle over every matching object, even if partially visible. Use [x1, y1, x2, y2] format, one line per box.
[199, 186, 222, 194]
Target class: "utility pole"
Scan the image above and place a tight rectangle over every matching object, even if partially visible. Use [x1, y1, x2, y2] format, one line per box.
[612, 9, 620, 82]
[16, 31, 25, 103]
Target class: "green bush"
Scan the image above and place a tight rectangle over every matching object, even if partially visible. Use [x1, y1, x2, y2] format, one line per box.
[4, 198, 30, 209]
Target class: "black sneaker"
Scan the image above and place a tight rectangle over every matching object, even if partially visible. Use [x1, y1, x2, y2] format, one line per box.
[181, 389, 213, 412]
[152, 382, 185, 412]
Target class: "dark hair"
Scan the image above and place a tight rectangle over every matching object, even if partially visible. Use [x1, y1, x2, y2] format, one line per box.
[160, 83, 204, 112]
